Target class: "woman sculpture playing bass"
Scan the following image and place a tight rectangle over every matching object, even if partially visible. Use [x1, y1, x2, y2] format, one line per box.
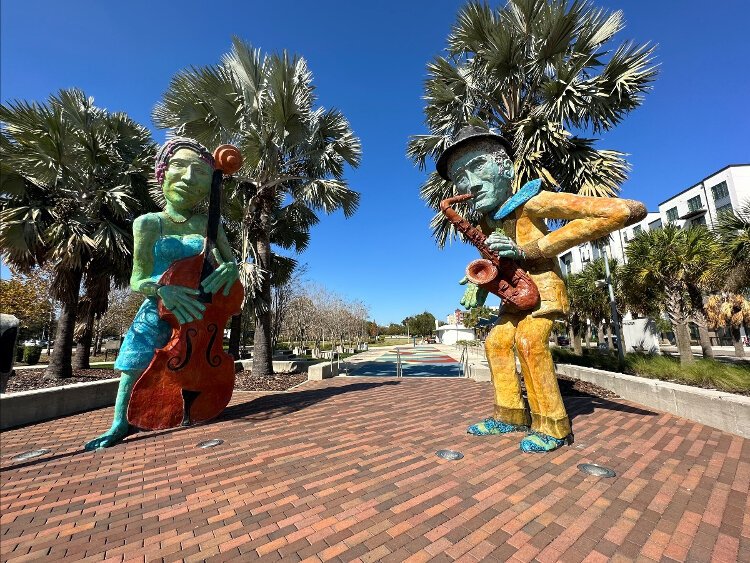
[85, 138, 240, 450]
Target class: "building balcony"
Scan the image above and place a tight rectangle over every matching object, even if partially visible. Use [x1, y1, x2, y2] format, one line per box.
[679, 207, 707, 220]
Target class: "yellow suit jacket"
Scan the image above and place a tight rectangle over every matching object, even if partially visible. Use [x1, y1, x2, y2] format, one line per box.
[495, 191, 646, 318]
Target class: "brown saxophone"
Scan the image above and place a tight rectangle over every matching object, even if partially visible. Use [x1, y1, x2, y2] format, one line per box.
[440, 194, 540, 310]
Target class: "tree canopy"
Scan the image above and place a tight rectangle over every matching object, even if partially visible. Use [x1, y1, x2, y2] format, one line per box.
[407, 0, 657, 246]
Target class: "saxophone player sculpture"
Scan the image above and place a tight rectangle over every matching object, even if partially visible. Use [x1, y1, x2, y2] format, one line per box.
[437, 127, 647, 453]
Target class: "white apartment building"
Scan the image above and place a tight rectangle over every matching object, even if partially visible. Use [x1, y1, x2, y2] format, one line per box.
[558, 164, 750, 275]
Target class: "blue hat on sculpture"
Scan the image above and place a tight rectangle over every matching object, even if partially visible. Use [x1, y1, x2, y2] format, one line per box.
[436, 126, 513, 181]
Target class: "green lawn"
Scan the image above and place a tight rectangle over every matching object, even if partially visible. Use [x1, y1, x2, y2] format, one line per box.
[552, 348, 750, 395]
[369, 338, 413, 348]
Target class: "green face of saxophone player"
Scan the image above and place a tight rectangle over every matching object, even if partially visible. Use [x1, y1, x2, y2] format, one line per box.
[446, 144, 525, 309]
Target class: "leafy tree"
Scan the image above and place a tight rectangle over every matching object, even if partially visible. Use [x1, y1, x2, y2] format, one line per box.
[462, 305, 494, 328]
[705, 293, 750, 358]
[715, 199, 750, 293]
[403, 312, 437, 336]
[0, 268, 54, 338]
[386, 323, 406, 336]
[365, 321, 380, 339]
[407, 0, 657, 246]
[620, 225, 720, 364]
[153, 37, 361, 376]
[0, 89, 154, 378]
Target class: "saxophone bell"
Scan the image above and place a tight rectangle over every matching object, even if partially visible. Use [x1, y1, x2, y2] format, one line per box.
[466, 259, 497, 286]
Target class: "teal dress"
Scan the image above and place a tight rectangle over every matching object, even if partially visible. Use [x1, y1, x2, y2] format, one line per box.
[114, 230, 204, 372]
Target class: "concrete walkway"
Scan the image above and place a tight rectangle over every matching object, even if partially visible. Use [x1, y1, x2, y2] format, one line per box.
[346, 345, 463, 377]
[1, 376, 747, 561]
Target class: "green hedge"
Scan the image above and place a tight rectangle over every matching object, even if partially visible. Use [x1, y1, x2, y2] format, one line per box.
[23, 345, 42, 365]
[552, 348, 750, 395]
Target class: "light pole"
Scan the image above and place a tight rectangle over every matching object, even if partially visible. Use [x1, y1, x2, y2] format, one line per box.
[597, 247, 625, 368]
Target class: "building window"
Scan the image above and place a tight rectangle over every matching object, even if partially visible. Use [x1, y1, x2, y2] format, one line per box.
[692, 216, 706, 227]
[666, 207, 678, 223]
[711, 181, 729, 200]
[716, 203, 733, 216]
[687, 195, 702, 212]
[560, 252, 572, 276]
[633, 225, 642, 236]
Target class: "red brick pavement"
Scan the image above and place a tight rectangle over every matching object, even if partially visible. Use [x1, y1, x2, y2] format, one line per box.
[1, 377, 748, 562]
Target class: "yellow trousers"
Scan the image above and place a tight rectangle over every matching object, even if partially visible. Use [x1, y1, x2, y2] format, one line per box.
[485, 313, 571, 439]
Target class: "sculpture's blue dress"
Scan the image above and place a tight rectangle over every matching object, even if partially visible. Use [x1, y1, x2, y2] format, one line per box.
[114, 231, 204, 372]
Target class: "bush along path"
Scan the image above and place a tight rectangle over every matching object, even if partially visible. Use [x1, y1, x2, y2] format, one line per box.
[553, 348, 750, 395]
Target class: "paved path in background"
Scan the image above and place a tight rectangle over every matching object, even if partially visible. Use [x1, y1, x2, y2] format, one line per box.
[1, 376, 747, 561]
[345, 345, 462, 377]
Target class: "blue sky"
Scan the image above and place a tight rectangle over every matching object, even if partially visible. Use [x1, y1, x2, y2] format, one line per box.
[2, 1, 749, 325]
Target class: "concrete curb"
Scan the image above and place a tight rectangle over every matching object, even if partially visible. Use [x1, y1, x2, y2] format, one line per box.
[466, 364, 491, 382]
[236, 359, 318, 373]
[556, 363, 750, 438]
[1, 379, 120, 431]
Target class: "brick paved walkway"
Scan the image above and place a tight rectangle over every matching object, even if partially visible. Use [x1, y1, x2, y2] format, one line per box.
[1, 377, 748, 562]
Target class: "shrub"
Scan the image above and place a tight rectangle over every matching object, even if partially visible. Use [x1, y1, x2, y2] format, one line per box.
[23, 345, 42, 365]
[552, 348, 750, 394]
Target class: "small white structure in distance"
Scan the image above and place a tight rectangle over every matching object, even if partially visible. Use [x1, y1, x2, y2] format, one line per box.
[621, 317, 661, 353]
[435, 323, 475, 345]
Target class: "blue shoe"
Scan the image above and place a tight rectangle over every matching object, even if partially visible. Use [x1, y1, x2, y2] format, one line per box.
[519, 431, 569, 453]
[467, 418, 528, 436]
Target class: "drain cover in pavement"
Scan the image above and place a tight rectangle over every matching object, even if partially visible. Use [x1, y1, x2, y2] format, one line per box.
[578, 463, 616, 478]
[436, 449, 464, 460]
[196, 439, 224, 449]
[12, 449, 51, 461]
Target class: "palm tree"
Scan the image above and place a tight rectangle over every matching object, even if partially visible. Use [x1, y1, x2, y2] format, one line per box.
[563, 272, 586, 354]
[0, 89, 154, 378]
[153, 37, 362, 377]
[620, 225, 720, 364]
[407, 0, 657, 246]
[716, 200, 750, 293]
[705, 293, 750, 358]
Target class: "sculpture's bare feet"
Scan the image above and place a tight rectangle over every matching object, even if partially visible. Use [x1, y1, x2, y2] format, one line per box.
[84, 420, 131, 451]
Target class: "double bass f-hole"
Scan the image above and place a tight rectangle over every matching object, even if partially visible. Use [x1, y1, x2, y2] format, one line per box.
[206, 323, 222, 368]
[167, 327, 198, 371]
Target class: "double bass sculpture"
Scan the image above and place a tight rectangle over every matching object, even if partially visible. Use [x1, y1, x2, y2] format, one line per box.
[85, 139, 243, 450]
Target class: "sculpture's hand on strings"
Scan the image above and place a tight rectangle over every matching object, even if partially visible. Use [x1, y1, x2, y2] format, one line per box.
[157, 285, 206, 324]
[459, 276, 489, 309]
[201, 248, 239, 296]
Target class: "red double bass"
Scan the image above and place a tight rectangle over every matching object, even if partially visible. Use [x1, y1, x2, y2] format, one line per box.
[127, 145, 244, 430]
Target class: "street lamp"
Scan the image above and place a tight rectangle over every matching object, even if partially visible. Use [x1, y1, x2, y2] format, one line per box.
[597, 247, 625, 368]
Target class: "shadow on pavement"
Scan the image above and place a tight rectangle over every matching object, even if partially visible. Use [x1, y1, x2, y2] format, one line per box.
[219, 381, 401, 423]
[557, 377, 657, 421]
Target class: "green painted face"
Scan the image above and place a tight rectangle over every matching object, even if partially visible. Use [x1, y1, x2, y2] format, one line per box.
[448, 148, 514, 214]
[162, 148, 213, 211]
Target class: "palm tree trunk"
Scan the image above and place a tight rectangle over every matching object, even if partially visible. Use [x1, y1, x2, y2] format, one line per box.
[665, 285, 694, 365]
[695, 322, 714, 359]
[252, 204, 274, 377]
[606, 322, 614, 351]
[93, 317, 103, 355]
[731, 326, 745, 358]
[597, 323, 606, 348]
[228, 313, 241, 359]
[570, 314, 582, 355]
[674, 321, 694, 364]
[73, 312, 95, 369]
[45, 269, 83, 380]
